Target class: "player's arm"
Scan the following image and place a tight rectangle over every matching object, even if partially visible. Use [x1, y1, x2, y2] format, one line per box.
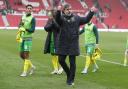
[93, 25, 99, 47]
[44, 19, 60, 32]
[44, 19, 54, 32]
[79, 11, 94, 25]
[79, 27, 85, 35]
[79, 6, 98, 25]
[18, 19, 24, 28]
[26, 18, 36, 33]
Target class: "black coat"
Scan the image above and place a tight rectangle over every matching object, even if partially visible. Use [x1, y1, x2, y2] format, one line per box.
[55, 11, 94, 56]
[44, 19, 60, 54]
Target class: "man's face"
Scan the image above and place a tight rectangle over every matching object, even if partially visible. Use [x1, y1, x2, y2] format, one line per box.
[64, 7, 72, 15]
[47, 11, 53, 19]
[48, 15, 53, 20]
[26, 6, 33, 14]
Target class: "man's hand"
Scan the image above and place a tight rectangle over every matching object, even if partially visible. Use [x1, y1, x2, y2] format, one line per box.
[95, 44, 99, 48]
[90, 6, 98, 13]
[19, 27, 26, 32]
[57, 5, 62, 10]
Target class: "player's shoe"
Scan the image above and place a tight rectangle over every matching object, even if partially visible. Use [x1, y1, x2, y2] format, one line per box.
[67, 82, 75, 86]
[58, 68, 63, 74]
[20, 72, 27, 77]
[51, 69, 58, 74]
[81, 68, 87, 74]
[29, 66, 36, 75]
[92, 67, 99, 72]
[123, 64, 127, 67]
[67, 80, 75, 86]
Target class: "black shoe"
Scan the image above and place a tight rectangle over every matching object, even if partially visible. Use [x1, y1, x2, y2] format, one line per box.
[66, 81, 74, 86]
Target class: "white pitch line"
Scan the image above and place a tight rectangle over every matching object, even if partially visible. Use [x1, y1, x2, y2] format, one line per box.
[80, 54, 127, 66]
[98, 59, 124, 66]
[80, 52, 124, 55]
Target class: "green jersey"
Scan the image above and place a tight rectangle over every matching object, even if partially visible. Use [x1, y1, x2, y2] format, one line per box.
[84, 23, 96, 44]
[21, 14, 34, 39]
[18, 14, 35, 52]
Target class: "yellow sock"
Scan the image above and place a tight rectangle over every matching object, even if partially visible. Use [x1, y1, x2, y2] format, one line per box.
[55, 56, 59, 68]
[124, 57, 127, 66]
[28, 60, 33, 68]
[52, 55, 58, 70]
[58, 62, 62, 69]
[85, 56, 91, 69]
[23, 60, 29, 73]
[91, 59, 99, 69]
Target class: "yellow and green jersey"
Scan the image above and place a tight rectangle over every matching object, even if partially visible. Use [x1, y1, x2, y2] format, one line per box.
[20, 14, 36, 40]
[80, 22, 99, 45]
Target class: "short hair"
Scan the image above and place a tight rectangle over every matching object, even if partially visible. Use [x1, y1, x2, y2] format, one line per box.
[26, 4, 33, 8]
[63, 3, 71, 10]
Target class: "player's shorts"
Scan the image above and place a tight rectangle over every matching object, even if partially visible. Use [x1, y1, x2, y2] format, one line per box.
[85, 44, 95, 56]
[19, 40, 32, 52]
[50, 41, 55, 55]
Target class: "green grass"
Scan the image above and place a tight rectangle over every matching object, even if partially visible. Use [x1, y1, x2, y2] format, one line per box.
[0, 30, 128, 89]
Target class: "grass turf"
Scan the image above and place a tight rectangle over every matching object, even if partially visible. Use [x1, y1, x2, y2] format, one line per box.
[0, 30, 128, 89]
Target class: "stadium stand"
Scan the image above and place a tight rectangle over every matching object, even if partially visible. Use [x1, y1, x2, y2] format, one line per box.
[99, 0, 128, 29]
[0, 0, 7, 9]
[0, 15, 4, 26]
[64, 0, 85, 13]
[8, 0, 45, 12]
[120, 0, 128, 10]
[0, 0, 127, 29]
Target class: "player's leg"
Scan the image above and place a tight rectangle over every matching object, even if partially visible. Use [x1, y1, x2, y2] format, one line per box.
[19, 41, 27, 76]
[81, 44, 94, 74]
[124, 49, 128, 66]
[19, 42, 25, 60]
[56, 56, 63, 74]
[51, 55, 59, 74]
[24, 51, 36, 75]
[20, 52, 29, 77]
[26, 40, 35, 75]
[21, 52, 35, 76]
[91, 58, 99, 72]
[50, 40, 60, 74]
[81, 45, 90, 74]
[81, 55, 91, 74]
[58, 63, 63, 74]
[91, 46, 99, 72]
[20, 52, 25, 60]
[20, 40, 35, 77]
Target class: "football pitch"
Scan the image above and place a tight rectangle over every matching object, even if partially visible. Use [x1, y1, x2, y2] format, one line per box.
[0, 30, 128, 89]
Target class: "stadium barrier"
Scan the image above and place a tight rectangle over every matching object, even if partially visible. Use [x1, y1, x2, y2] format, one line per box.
[0, 26, 128, 32]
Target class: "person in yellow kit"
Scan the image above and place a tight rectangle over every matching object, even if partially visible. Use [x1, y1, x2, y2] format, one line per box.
[80, 21, 100, 74]
[44, 10, 63, 74]
[16, 4, 36, 77]
[123, 36, 128, 67]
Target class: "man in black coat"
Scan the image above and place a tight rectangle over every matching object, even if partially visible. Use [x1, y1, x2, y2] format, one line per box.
[54, 3, 97, 85]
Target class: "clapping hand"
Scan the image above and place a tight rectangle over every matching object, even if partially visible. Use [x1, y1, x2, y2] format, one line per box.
[90, 6, 98, 13]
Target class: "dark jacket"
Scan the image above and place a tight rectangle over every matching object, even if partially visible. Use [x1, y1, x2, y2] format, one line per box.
[44, 19, 60, 54]
[55, 11, 94, 55]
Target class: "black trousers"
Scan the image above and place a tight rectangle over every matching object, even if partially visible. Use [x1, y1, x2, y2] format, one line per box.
[58, 55, 76, 83]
